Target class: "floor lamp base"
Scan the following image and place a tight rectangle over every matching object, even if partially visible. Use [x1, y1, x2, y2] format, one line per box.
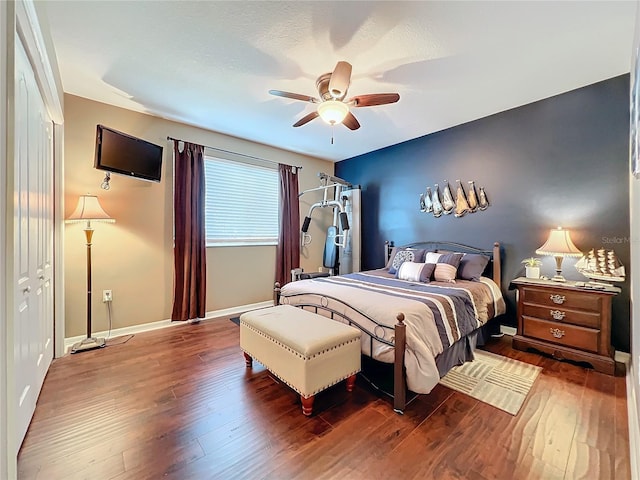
[71, 337, 106, 354]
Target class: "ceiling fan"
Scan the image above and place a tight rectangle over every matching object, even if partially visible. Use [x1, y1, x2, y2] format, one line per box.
[269, 61, 400, 131]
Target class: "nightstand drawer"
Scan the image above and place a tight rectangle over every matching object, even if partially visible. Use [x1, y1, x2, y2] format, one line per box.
[520, 286, 602, 312]
[521, 303, 600, 329]
[522, 316, 599, 353]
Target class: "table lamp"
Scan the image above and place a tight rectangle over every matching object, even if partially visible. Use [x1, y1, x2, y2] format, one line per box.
[535, 226, 582, 282]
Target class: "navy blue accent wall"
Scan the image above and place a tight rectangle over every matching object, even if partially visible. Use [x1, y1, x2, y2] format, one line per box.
[336, 75, 631, 352]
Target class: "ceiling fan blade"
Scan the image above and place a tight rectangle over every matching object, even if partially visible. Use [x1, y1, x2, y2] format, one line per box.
[293, 111, 319, 127]
[269, 90, 318, 103]
[328, 61, 352, 99]
[350, 93, 400, 107]
[342, 111, 360, 131]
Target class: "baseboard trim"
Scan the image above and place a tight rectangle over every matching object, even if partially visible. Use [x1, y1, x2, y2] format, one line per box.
[500, 325, 517, 336]
[64, 300, 273, 353]
[616, 350, 631, 364]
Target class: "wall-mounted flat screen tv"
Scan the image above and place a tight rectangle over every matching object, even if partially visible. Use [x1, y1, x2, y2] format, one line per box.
[94, 125, 163, 182]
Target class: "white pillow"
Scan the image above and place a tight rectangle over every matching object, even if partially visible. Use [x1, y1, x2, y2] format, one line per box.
[424, 252, 442, 264]
[397, 262, 424, 282]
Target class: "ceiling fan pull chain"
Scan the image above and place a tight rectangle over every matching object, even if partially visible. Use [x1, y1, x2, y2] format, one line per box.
[331, 124, 335, 145]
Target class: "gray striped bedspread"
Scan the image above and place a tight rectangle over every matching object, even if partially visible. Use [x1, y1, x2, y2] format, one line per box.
[279, 269, 506, 394]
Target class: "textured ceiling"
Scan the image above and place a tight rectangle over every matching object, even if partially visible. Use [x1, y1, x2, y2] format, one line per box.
[40, 1, 636, 162]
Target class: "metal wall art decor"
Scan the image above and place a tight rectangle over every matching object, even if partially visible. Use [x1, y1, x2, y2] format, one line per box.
[432, 184, 444, 217]
[441, 181, 455, 215]
[419, 179, 489, 218]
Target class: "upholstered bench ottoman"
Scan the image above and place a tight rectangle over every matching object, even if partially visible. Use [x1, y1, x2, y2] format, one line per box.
[240, 305, 361, 416]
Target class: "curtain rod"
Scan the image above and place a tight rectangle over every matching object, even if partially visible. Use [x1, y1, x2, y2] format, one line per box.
[166, 136, 303, 171]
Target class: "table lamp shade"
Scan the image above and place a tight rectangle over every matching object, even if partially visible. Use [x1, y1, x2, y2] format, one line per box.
[535, 227, 582, 257]
[67, 194, 115, 223]
[535, 227, 582, 282]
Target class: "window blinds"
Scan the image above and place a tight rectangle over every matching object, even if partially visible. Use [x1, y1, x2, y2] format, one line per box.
[203, 155, 279, 246]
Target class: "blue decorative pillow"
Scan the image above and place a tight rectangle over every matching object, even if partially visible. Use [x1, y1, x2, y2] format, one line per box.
[457, 254, 490, 281]
[420, 262, 436, 282]
[437, 252, 464, 267]
[388, 249, 426, 274]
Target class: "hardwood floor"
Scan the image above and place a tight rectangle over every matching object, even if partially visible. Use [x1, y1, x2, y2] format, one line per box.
[17, 317, 631, 480]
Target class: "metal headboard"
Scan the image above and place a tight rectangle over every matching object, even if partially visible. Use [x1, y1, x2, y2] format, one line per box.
[385, 240, 502, 287]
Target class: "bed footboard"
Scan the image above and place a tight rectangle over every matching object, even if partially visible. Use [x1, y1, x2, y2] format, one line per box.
[393, 313, 406, 413]
[274, 282, 409, 413]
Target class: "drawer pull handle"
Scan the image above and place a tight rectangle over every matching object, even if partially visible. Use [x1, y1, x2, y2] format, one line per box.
[550, 309, 566, 321]
[550, 294, 565, 304]
[550, 328, 565, 339]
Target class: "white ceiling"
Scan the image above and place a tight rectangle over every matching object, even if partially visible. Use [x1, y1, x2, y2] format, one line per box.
[40, 1, 637, 162]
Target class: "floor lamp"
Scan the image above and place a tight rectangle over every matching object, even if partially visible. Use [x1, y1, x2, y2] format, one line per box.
[66, 194, 115, 353]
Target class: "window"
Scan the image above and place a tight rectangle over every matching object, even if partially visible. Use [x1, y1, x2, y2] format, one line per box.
[203, 154, 279, 246]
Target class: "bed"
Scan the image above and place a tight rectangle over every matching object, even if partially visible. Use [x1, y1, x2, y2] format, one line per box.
[275, 241, 507, 413]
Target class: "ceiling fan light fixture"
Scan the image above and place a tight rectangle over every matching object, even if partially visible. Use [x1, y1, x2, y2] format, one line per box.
[269, 61, 398, 131]
[317, 100, 349, 125]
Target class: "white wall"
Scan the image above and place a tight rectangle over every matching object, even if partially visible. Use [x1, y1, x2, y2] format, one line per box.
[0, 2, 8, 477]
[629, 3, 640, 475]
[630, 168, 640, 476]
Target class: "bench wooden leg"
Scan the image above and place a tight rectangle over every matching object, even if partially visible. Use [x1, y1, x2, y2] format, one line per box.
[243, 352, 253, 368]
[346, 374, 356, 392]
[301, 395, 315, 416]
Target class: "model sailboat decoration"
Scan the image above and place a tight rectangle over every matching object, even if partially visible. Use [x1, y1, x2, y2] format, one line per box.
[574, 248, 625, 285]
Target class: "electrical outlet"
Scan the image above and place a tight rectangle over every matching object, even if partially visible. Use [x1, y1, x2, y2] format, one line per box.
[102, 290, 112, 303]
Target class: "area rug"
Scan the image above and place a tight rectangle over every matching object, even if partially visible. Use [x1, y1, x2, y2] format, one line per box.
[439, 349, 542, 415]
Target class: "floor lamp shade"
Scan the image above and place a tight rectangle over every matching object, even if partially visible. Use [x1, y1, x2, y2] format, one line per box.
[535, 226, 582, 282]
[66, 195, 115, 353]
[67, 194, 115, 224]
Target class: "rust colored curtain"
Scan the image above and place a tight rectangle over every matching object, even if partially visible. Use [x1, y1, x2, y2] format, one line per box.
[275, 164, 300, 286]
[172, 141, 206, 321]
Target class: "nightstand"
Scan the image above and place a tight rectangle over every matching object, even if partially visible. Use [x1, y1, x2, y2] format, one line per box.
[511, 277, 620, 375]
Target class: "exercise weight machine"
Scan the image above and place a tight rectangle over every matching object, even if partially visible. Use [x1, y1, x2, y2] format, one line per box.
[293, 173, 360, 281]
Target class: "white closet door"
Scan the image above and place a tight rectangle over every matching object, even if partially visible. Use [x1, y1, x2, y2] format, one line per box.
[35, 81, 54, 388]
[13, 35, 54, 452]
